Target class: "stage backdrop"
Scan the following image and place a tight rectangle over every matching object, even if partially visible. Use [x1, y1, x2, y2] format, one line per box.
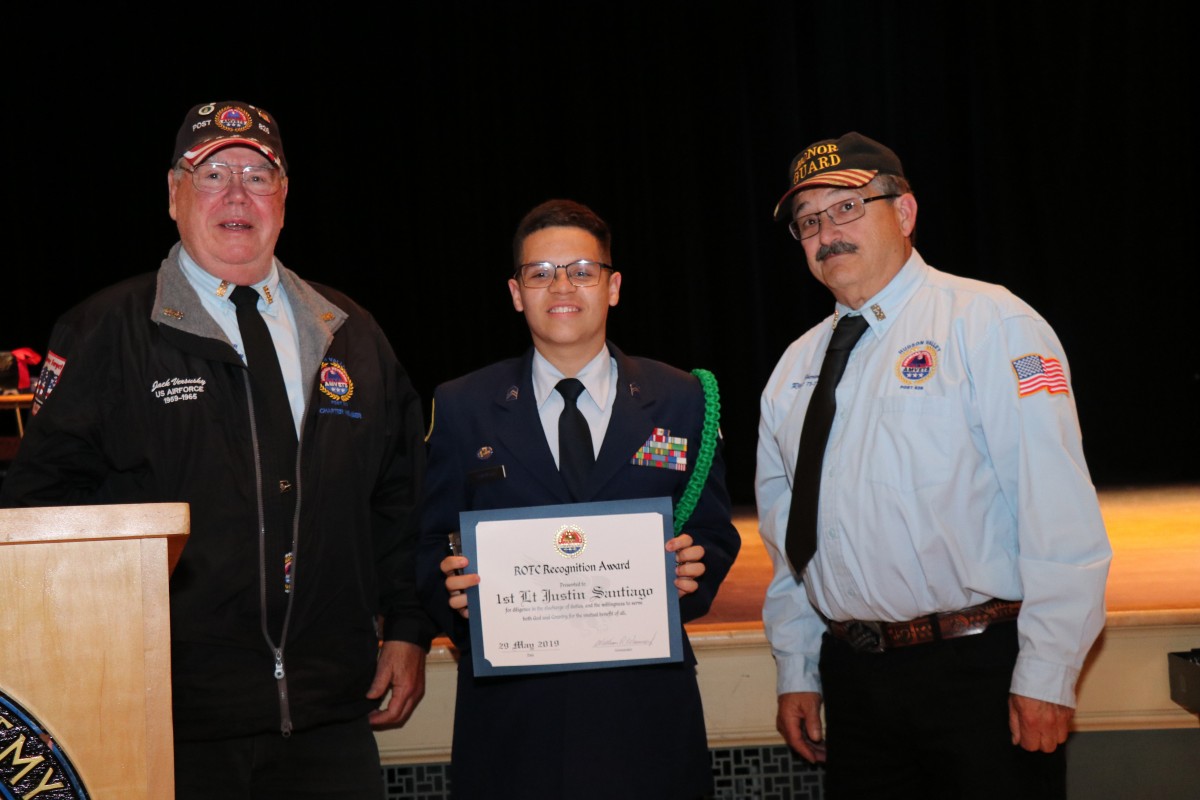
[5, 3, 1196, 504]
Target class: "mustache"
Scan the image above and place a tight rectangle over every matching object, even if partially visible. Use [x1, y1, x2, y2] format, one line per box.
[816, 240, 858, 261]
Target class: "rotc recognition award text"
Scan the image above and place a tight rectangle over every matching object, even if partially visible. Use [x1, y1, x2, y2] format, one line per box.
[460, 497, 683, 676]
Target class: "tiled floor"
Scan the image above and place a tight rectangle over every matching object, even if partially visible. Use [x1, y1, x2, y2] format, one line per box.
[383, 745, 825, 799]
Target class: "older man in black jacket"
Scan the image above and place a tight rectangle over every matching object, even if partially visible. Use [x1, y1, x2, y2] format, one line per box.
[1, 100, 436, 800]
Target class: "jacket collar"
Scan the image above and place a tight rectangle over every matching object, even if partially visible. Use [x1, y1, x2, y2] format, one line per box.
[152, 241, 348, 386]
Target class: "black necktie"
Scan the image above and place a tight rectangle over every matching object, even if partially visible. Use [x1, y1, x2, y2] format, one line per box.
[556, 378, 593, 502]
[231, 286, 297, 623]
[785, 313, 870, 575]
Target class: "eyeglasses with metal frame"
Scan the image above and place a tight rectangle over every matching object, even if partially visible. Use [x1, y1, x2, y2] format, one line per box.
[182, 162, 284, 196]
[788, 194, 900, 240]
[514, 260, 613, 289]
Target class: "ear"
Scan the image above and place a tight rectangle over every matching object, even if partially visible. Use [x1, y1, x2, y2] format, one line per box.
[896, 193, 918, 237]
[607, 271, 622, 307]
[167, 169, 180, 221]
[508, 278, 525, 312]
[279, 176, 289, 227]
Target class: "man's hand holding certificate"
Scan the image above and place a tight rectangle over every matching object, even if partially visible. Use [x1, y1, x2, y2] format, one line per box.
[447, 497, 692, 676]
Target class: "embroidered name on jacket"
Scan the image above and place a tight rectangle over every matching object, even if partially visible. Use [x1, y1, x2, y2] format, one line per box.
[150, 376, 207, 404]
[632, 428, 688, 471]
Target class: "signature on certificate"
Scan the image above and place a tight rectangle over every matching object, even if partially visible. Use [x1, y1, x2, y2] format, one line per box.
[594, 632, 658, 649]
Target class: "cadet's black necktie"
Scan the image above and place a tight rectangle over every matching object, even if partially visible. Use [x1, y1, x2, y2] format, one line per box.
[785, 313, 870, 575]
[556, 378, 593, 502]
[231, 286, 297, 628]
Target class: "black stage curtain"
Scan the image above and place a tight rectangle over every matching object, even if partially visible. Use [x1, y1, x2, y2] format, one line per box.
[8, 3, 1195, 503]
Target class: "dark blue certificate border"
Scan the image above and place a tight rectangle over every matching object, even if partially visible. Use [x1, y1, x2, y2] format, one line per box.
[460, 496, 683, 677]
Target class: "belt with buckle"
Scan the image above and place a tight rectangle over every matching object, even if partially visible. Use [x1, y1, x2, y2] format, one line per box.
[827, 599, 1022, 654]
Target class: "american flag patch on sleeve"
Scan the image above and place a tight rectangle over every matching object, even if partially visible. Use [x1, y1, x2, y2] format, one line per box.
[632, 428, 688, 471]
[1011, 353, 1069, 397]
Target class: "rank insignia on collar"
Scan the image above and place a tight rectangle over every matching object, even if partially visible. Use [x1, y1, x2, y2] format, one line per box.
[632, 427, 688, 471]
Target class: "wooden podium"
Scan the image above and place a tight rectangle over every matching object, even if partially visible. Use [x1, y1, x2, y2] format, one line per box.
[0, 503, 188, 800]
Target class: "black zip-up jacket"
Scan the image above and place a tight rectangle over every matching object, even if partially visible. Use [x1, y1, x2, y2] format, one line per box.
[1, 243, 437, 740]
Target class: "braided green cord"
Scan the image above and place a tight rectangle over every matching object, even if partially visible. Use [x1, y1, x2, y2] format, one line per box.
[674, 368, 720, 534]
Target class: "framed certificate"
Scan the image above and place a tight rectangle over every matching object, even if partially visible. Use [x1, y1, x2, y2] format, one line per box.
[459, 496, 683, 677]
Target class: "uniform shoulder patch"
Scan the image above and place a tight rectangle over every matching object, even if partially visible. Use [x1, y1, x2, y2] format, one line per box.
[1011, 353, 1068, 397]
[30, 350, 66, 415]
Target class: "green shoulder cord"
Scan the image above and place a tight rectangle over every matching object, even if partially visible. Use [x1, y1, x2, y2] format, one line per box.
[673, 368, 721, 535]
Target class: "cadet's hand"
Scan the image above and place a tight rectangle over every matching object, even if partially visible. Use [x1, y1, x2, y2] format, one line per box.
[1009, 693, 1073, 752]
[440, 554, 479, 618]
[367, 640, 426, 730]
[777, 691, 826, 763]
[668, 533, 706, 597]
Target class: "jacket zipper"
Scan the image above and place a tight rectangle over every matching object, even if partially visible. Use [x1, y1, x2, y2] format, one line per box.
[244, 372, 296, 737]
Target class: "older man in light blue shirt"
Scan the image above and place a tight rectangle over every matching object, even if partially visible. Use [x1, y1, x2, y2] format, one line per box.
[756, 132, 1111, 799]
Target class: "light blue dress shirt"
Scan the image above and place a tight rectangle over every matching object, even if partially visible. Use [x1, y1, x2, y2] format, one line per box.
[532, 346, 617, 467]
[177, 248, 305, 436]
[755, 249, 1112, 707]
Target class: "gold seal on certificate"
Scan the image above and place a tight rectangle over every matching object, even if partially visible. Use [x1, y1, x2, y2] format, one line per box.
[459, 497, 683, 676]
[553, 525, 587, 558]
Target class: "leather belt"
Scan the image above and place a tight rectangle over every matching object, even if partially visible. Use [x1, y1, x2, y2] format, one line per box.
[827, 599, 1022, 654]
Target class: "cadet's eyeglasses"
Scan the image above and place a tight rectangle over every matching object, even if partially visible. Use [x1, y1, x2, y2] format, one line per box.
[514, 260, 613, 288]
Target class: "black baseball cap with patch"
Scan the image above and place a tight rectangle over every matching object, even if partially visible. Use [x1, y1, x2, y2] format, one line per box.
[172, 101, 287, 172]
[772, 132, 903, 221]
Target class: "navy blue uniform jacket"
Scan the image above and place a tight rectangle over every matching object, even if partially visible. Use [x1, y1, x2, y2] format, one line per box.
[417, 342, 740, 800]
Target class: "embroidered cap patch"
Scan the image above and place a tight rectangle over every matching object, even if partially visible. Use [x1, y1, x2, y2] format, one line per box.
[632, 428, 688, 471]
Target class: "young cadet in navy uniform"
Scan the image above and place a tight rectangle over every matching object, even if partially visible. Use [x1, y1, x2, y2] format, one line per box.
[756, 133, 1112, 798]
[1, 101, 436, 799]
[417, 199, 741, 799]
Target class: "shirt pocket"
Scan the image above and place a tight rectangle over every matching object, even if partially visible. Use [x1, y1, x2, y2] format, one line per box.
[863, 395, 956, 491]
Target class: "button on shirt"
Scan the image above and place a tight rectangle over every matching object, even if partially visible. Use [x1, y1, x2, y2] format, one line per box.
[178, 249, 305, 436]
[755, 250, 1111, 706]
